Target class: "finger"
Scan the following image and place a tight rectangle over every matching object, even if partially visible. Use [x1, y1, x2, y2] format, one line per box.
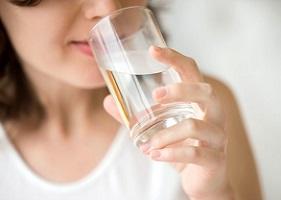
[152, 82, 224, 126]
[153, 82, 214, 105]
[165, 138, 205, 149]
[149, 146, 225, 170]
[103, 95, 123, 124]
[141, 137, 204, 155]
[142, 118, 226, 152]
[149, 46, 204, 82]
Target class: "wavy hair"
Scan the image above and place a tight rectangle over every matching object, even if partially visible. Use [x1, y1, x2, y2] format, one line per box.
[0, 0, 44, 125]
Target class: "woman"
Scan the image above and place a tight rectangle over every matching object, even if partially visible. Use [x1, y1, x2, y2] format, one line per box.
[0, 0, 262, 199]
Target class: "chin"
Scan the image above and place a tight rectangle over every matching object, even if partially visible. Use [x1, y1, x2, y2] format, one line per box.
[66, 65, 107, 89]
[55, 70, 106, 89]
[71, 78, 106, 89]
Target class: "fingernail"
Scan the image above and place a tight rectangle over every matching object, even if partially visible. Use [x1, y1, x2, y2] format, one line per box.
[152, 46, 162, 52]
[140, 142, 151, 153]
[153, 87, 167, 99]
[150, 150, 161, 159]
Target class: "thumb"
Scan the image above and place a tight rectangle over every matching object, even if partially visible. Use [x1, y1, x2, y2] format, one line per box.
[103, 95, 123, 124]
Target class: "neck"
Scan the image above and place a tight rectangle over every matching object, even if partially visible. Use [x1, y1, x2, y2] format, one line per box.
[39, 87, 110, 137]
[6, 65, 119, 139]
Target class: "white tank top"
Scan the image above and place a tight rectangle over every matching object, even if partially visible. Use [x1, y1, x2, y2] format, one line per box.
[0, 124, 189, 200]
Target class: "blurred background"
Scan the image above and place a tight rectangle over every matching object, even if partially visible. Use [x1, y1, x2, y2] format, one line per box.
[152, 0, 281, 199]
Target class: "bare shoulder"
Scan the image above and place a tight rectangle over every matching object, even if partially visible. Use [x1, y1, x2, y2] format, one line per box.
[205, 76, 263, 200]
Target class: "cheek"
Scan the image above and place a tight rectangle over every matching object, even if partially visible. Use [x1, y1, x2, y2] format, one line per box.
[1, 4, 106, 88]
[3, 12, 63, 67]
[10, 26, 105, 88]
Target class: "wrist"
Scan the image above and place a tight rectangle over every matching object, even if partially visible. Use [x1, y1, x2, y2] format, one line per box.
[190, 184, 236, 200]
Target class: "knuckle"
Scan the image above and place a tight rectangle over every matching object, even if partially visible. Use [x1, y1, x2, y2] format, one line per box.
[187, 57, 197, 67]
[183, 57, 199, 74]
[165, 48, 175, 57]
[161, 148, 176, 160]
[221, 136, 228, 150]
[220, 132, 227, 143]
[166, 48, 186, 64]
[151, 130, 170, 148]
[157, 130, 170, 144]
[167, 149, 176, 160]
[217, 152, 226, 166]
[168, 83, 184, 97]
[201, 83, 214, 97]
[220, 152, 226, 162]
[150, 137, 161, 148]
[217, 128, 227, 149]
[186, 147, 200, 161]
[184, 118, 199, 132]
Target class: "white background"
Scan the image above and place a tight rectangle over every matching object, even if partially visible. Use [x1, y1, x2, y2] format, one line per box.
[154, 0, 281, 199]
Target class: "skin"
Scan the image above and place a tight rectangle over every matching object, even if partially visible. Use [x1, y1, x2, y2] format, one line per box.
[0, 0, 262, 199]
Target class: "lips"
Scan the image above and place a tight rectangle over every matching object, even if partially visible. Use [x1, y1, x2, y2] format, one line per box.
[70, 41, 93, 57]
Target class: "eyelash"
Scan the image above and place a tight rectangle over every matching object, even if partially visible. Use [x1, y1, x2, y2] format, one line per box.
[9, 0, 41, 7]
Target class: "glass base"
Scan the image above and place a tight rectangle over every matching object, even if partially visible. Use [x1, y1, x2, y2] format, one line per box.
[130, 102, 204, 148]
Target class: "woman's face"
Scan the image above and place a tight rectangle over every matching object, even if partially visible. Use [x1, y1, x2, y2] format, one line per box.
[0, 0, 147, 89]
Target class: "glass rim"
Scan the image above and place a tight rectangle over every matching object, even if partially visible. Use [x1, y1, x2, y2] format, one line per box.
[88, 5, 151, 38]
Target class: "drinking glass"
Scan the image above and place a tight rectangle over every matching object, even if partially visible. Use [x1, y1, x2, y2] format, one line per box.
[89, 6, 204, 147]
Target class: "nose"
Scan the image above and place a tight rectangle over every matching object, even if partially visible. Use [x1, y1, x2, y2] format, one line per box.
[83, 0, 122, 20]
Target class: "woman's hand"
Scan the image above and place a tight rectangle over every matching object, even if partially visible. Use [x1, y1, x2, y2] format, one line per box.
[104, 46, 235, 200]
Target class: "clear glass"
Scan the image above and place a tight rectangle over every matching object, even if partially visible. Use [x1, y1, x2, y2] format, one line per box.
[89, 6, 204, 147]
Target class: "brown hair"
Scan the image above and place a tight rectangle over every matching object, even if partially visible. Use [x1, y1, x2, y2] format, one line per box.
[0, 0, 163, 126]
[0, 0, 44, 125]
